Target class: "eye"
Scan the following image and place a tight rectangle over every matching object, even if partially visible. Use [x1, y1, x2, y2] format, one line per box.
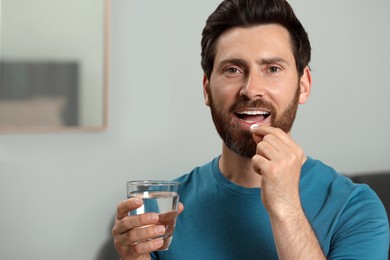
[224, 66, 241, 74]
[268, 66, 281, 73]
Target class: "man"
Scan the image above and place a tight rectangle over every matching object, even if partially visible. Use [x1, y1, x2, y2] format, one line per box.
[112, 0, 389, 259]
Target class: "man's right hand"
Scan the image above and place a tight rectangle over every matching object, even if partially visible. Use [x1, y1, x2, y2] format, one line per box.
[112, 198, 184, 260]
[112, 197, 165, 260]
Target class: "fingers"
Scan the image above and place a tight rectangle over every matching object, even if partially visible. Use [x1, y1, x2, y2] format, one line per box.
[252, 154, 268, 174]
[250, 125, 303, 175]
[131, 238, 164, 255]
[113, 198, 161, 248]
[113, 199, 185, 258]
[178, 202, 184, 215]
[115, 212, 160, 234]
[250, 125, 301, 159]
[256, 135, 282, 159]
[125, 224, 166, 246]
[114, 223, 165, 257]
[250, 125, 295, 146]
[116, 199, 184, 221]
[116, 197, 143, 220]
[112, 208, 165, 257]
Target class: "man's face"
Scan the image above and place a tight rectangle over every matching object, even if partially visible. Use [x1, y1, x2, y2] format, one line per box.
[203, 24, 310, 158]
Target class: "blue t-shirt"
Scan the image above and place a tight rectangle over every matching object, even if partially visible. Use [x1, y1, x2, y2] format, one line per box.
[152, 156, 389, 259]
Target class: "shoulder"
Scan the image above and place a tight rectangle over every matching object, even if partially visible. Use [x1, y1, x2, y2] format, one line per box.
[302, 157, 369, 195]
[307, 158, 382, 195]
[173, 156, 219, 188]
[303, 157, 385, 212]
[301, 158, 357, 198]
[329, 182, 389, 259]
[304, 158, 389, 259]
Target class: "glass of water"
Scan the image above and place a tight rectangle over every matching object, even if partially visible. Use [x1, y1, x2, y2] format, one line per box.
[127, 180, 180, 251]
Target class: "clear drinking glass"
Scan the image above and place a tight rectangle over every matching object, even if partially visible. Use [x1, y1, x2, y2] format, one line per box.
[127, 180, 180, 251]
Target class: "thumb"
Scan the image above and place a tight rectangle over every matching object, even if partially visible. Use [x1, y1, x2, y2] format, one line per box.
[250, 123, 265, 144]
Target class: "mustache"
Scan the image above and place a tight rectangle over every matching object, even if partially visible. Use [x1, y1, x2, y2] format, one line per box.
[230, 98, 275, 112]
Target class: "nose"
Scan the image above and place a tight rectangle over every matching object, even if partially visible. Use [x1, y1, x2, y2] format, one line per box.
[239, 72, 266, 100]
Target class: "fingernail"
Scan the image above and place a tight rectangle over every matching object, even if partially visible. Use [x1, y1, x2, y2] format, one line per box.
[149, 213, 159, 222]
[154, 238, 164, 247]
[133, 197, 143, 206]
[250, 123, 260, 131]
[156, 225, 165, 234]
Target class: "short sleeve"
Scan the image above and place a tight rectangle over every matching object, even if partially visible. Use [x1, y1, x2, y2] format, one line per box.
[328, 185, 389, 260]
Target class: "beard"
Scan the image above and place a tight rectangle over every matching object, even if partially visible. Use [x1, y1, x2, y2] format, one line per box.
[207, 85, 300, 158]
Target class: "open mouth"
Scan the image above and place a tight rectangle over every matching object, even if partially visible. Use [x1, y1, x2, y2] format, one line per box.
[235, 110, 271, 124]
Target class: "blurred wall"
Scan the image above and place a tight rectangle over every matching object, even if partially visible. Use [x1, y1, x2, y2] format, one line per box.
[0, 0, 389, 259]
[1, 0, 104, 127]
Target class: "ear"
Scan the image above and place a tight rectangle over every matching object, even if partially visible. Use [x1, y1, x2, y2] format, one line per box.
[203, 74, 211, 107]
[298, 66, 312, 104]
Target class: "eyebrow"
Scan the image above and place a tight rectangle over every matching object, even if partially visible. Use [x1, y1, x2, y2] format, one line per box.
[217, 58, 248, 71]
[217, 57, 290, 71]
[258, 57, 290, 66]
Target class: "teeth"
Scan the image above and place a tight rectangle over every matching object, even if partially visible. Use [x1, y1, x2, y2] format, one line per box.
[237, 111, 269, 115]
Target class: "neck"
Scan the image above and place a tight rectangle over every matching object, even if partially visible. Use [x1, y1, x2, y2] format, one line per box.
[219, 143, 262, 188]
[219, 143, 308, 188]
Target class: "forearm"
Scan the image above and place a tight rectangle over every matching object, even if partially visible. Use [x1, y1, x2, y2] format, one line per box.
[269, 208, 326, 260]
[250, 127, 326, 259]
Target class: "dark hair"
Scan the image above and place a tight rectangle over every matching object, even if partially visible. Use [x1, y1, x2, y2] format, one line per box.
[201, 0, 311, 79]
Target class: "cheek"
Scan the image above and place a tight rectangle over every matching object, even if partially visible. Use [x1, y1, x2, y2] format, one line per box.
[265, 79, 300, 107]
[208, 80, 238, 108]
[265, 87, 290, 108]
[214, 91, 237, 112]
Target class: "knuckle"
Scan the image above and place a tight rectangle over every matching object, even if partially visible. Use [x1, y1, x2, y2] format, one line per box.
[257, 142, 269, 153]
[140, 213, 150, 224]
[116, 199, 129, 216]
[290, 150, 301, 163]
[132, 241, 151, 255]
[111, 225, 117, 236]
[263, 134, 272, 141]
[141, 240, 160, 254]
[289, 152, 297, 161]
[257, 141, 265, 149]
[144, 225, 159, 238]
[268, 164, 276, 173]
[127, 229, 138, 243]
[275, 128, 284, 135]
[118, 217, 127, 228]
[132, 244, 144, 255]
[116, 203, 123, 216]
